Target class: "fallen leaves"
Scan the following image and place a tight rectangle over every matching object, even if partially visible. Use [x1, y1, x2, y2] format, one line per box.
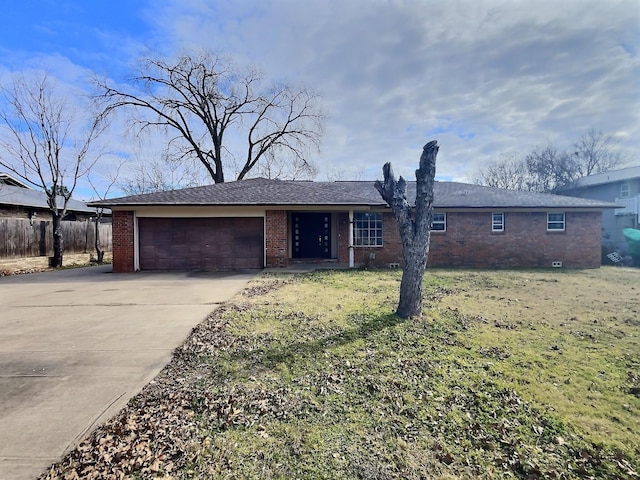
[39, 269, 640, 479]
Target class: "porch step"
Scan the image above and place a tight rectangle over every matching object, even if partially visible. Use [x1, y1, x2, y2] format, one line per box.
[291, 258, 338, 264]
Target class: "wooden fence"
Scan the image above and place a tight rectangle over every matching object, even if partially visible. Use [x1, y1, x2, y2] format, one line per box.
[0, 218, 112, 259]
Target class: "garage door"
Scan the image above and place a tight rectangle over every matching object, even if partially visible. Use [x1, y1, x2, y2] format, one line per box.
[138, 217, 264, 271]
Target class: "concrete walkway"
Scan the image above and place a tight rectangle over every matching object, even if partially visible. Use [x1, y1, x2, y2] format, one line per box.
[0, 265, 256, 480]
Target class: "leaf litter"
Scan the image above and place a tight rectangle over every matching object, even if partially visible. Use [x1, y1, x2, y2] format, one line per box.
[40, 268, 640, 479]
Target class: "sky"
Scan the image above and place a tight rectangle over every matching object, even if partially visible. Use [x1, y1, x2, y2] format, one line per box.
[0, 0, 639, 199]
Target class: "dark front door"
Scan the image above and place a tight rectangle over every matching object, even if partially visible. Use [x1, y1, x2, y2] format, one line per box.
[293, 212, 331, 258]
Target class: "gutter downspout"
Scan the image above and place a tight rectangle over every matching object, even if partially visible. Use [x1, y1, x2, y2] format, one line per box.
[348, 209, 354, 268]
[133, 211, 140, 271]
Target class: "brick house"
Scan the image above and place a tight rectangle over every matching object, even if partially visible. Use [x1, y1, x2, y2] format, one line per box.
[90, 178, 617, 273]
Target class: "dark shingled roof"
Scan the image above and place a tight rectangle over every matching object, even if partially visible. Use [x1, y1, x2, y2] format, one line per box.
[89, 177, 618, 209]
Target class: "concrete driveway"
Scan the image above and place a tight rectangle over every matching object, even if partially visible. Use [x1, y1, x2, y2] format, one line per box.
[0, 265, 256, 480]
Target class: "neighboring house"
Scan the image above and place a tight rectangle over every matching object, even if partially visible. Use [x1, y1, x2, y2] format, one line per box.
[0, 183, 98, 222]
[90, 178, 617, 273]
[560, 166, 640, 253]
[0, 179, 113, 263]
[0, 172, 32, 189]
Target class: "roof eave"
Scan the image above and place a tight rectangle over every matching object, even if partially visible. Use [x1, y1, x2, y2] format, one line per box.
[89, 202, 389, 208]
[92, 202, 615, 209]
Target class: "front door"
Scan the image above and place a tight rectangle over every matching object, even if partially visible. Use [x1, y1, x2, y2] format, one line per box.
[293, 212, 331, 258]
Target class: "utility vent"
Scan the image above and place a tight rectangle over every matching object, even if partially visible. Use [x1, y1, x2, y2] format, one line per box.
[552, 261, 563, 268]
[607, 252, 623, 264]
[389, 263, 400, 268]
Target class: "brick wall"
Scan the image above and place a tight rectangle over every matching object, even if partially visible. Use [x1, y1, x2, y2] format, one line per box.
[337, 212, 405, 266]
[428, 211, 601, 268]
[109, 208, 603, 271]
[112, 211, 135, 272]
[265, 210, 288, 267]
[342, 210, 602, 269]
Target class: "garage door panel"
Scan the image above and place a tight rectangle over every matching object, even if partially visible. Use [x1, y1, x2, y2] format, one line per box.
[185, 257, 202, 270]
[215, 244, 233, 256]
[170, 243, 188, 255]
[186, 231, 202, 243]
[188, 244, 202, 254]
[154, 257, 173, 270]
[215, 231, 232, 243]
[139, 217, 263, 271]
[155, 231, 172, 245]
[172, 230, 187, 243]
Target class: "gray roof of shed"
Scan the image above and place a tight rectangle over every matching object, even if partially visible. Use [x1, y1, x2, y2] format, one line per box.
[0, 184, 98, 214]
[89, 177, 618, 209]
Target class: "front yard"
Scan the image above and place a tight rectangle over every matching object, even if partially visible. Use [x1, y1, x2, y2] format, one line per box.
[43, 267, 639, 479]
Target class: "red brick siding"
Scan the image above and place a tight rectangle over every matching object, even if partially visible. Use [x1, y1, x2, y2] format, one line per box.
[341, 210, 601, 268]
[335, 212, 404, 266]
[428, 211, 601, 268]
[347, 212, 405, 266]
[114, 208, 602, 271]
[112, 211, 135, 272]
[265, 210, 288, 267]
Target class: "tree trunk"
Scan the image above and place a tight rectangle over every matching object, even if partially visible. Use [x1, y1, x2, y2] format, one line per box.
[51, 212, 64, 268]
[397, 236, 429, 318]
[94, 216, 105, 263]
[375, 140, 438, 318]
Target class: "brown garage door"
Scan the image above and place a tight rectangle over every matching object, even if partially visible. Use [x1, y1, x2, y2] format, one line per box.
[138, 217, 264, 271]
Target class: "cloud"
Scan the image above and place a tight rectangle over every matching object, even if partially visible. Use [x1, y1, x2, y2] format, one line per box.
[1, 0, 638, 190]
[143, 0, 638, 182]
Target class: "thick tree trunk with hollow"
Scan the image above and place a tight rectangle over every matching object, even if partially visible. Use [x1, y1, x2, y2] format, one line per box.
[51, 212, 64, 268]
[375, 140, 438, 318]
[94, 217, 105, 263]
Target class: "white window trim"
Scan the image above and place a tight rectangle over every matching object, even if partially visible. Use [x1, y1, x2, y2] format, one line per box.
[353, 212, 383, 247]
[432, 213, 446, 232]
[492, 212, 504, 232]
[620, 183, 630, 199]
[547, 212, 566, 232]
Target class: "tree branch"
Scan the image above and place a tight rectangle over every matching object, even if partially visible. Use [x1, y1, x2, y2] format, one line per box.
[94, 50, 323, 184]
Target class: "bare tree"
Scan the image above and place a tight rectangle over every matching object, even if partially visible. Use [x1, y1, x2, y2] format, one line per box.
[323, 166, 367, 182]
[474, 129, 624, 194]
[118, 154, 204, 195]
[87, 161, 124, 262]
[0, 73, 106, 267]
[252, 148, 318, 180]
[375, 141, 438, 319]
[524, 144, 576, 193]
[95, 50, 323, 184]
[477, 145, 574, 193]
[573, 128, 623, 177]
[474, 152, 530, 190]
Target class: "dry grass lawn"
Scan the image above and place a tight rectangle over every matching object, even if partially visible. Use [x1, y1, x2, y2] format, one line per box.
[42, 266, 639, 479]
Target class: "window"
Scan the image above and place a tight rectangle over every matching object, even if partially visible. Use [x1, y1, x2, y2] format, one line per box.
[547, 212, 565, 231]
[620, 183, 630, 198]
[432, 213, 446, 231]
[492, 212, 504, 232]
[354, 212, 383, 246]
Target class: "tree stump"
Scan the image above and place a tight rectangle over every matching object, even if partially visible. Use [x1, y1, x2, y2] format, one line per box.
[375, 140, 438, 318]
